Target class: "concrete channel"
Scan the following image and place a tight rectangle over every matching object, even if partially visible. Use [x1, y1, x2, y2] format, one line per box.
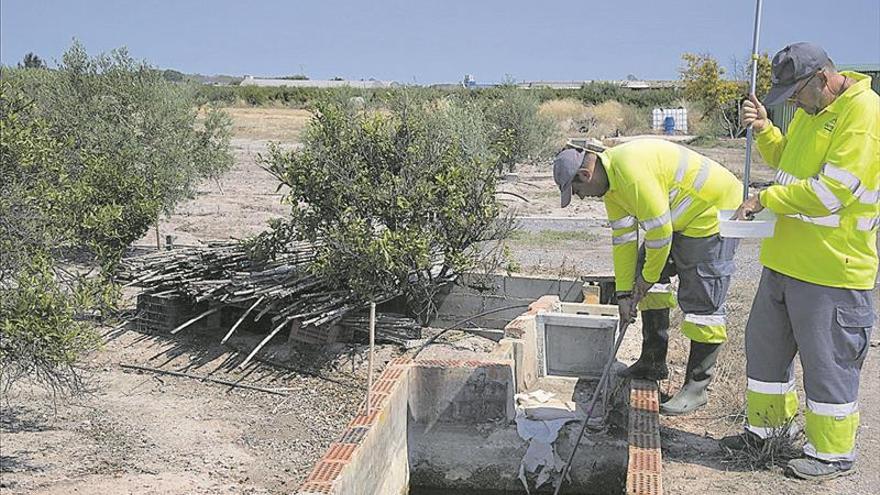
[296, 290, 663, 495]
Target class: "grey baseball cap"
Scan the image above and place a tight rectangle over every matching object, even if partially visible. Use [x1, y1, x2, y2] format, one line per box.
[553, 148, 586, 208]
[763, 42, 832, 106]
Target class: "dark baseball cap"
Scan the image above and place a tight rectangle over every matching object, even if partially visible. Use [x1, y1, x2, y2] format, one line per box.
[553, 148, 586, 208]
[763, 42, 832, 106]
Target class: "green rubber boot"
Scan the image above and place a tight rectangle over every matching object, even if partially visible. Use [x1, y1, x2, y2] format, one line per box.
[660, 341, 722, 416]
[617, 309, 670, 381]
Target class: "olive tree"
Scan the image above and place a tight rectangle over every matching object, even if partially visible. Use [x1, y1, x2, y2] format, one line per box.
[1, 42, 233, 394]
[7, 41, 234, 266]
[254, 95, 515, 322]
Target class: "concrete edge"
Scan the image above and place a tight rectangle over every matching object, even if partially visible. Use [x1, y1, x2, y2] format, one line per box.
[296, 356, 412, 495]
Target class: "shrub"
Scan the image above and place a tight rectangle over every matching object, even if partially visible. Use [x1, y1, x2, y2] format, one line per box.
[680, 52, 771, 138]
[0, 86, 103, 395]
[0, 41, 234, 395]
[6, 41, 234, 266]
[483, 85, 559, 172]
[255, 95, 515, 322]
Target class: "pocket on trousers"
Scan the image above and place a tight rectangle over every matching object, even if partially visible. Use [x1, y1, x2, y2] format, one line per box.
[834, 306, 875, 362]
[691, 260, 736, 310]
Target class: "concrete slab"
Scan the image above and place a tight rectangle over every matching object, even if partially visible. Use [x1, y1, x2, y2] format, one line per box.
[431, 273, 586, 329]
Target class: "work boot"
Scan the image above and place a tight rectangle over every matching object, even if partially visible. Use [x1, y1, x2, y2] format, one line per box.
[786, 457, 854, 481]
[719, 430, 764, 451]
[618, 309, 669, 381]
[660, 341, 722, 415]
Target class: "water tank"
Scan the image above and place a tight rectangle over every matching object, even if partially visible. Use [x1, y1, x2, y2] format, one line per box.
[652, 107, 688, 134]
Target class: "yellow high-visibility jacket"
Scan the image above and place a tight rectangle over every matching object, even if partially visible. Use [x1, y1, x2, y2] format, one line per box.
[756, 71, 879, 290]
[600, 139, 743, 292]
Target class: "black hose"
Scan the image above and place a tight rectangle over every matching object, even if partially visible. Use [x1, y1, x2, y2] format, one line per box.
[413, 303, 531, 357]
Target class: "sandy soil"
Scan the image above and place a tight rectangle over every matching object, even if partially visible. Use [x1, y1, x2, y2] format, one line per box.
[0, 322, 401, 494]
[4, 108, 878, 495]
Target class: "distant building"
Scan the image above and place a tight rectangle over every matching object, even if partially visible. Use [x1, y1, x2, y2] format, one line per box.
[435, 75, 682, 91]
[517, 79, 682, 90]
[239, 75, 398, 89]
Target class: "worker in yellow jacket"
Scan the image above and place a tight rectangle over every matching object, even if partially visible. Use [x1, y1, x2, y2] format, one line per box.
[722, 43, 878, 481]
[553, 137, 743, 415]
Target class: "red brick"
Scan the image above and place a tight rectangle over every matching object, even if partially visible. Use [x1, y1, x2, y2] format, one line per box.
[379, 366, 404, 381]
[387, 356, 412, 367]
[358, 392, 389, 413]
[304, 460, 344, 483]
[371, 379, 396, 394]
[297, 481, 333, 494]
[527, 295, 558, 314]
[349, 410, 379, 427]
[627, 377, 663, 495]
[338, 427, 368, 444]
[324, 442, 357, 462]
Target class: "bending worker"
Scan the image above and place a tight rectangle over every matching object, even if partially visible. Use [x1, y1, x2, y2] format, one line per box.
[553, 138, 742, 415]
[722, 42, 878, 480]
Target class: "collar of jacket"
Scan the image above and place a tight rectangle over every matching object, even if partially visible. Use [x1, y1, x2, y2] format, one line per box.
[819, 71, 871, 116]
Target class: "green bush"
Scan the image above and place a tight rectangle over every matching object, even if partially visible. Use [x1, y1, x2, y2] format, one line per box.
[254, 95, 514, 322]
[6, 41, 234, 266]
[0, 41, 234, 394]
[0, 257, 102, 395]
[483, 85, 559, 172]
[0, 87, 103, 394]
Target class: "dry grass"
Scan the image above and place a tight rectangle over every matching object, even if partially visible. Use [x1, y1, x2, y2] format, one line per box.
[538, 98, 589, 121]
[222, 107, 313, 142]
[723, 421, 804, 471]
[539, 99, 651, 138]
[664, 279, 755, 420]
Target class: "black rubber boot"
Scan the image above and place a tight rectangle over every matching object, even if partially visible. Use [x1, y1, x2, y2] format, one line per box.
[618, 309, 670, 381]
[660, 341, 722, 415]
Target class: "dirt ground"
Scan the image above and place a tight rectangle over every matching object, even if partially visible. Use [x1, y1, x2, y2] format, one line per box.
[3, 107, 878, 495]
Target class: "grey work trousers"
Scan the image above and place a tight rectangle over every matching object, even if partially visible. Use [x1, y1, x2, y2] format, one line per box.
[745, 267, 876, 462]
[637, 233, 739, 343]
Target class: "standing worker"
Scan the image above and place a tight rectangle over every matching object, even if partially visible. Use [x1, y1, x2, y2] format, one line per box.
[723, 42, 879, 480]
[552, 138, 743, 415]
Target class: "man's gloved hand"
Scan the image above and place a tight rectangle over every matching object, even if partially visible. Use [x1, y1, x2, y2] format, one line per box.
[632, 274, 653, 308]
[617, 293, 637, 326]
[742, 94, 769, 132]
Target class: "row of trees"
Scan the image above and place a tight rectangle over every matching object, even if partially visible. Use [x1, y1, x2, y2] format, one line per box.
[1, 42, 234, 394]
[194, 81, 682, 111]
[1, 43, 766, 396]
[2, 43, 557, 394]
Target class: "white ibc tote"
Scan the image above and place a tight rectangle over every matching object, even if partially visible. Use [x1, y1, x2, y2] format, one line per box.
[651, 107, 688, 133]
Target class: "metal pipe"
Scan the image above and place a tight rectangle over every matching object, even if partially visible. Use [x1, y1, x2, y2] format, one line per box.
[366, 301, 376, 412]
[743, 0, 764, 201]
[554, 320, 631, 495]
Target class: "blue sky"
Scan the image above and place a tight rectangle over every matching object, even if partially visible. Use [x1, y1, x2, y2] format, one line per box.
[2, 0, 878, 83]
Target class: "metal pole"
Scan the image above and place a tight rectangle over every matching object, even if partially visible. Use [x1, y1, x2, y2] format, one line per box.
[366, 302, 376, 412]
[743, 0, 764, 201]
[554, 321, 631, 495]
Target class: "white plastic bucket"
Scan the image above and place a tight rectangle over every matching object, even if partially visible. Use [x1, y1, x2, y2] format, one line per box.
[718, 209, 777, 238]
